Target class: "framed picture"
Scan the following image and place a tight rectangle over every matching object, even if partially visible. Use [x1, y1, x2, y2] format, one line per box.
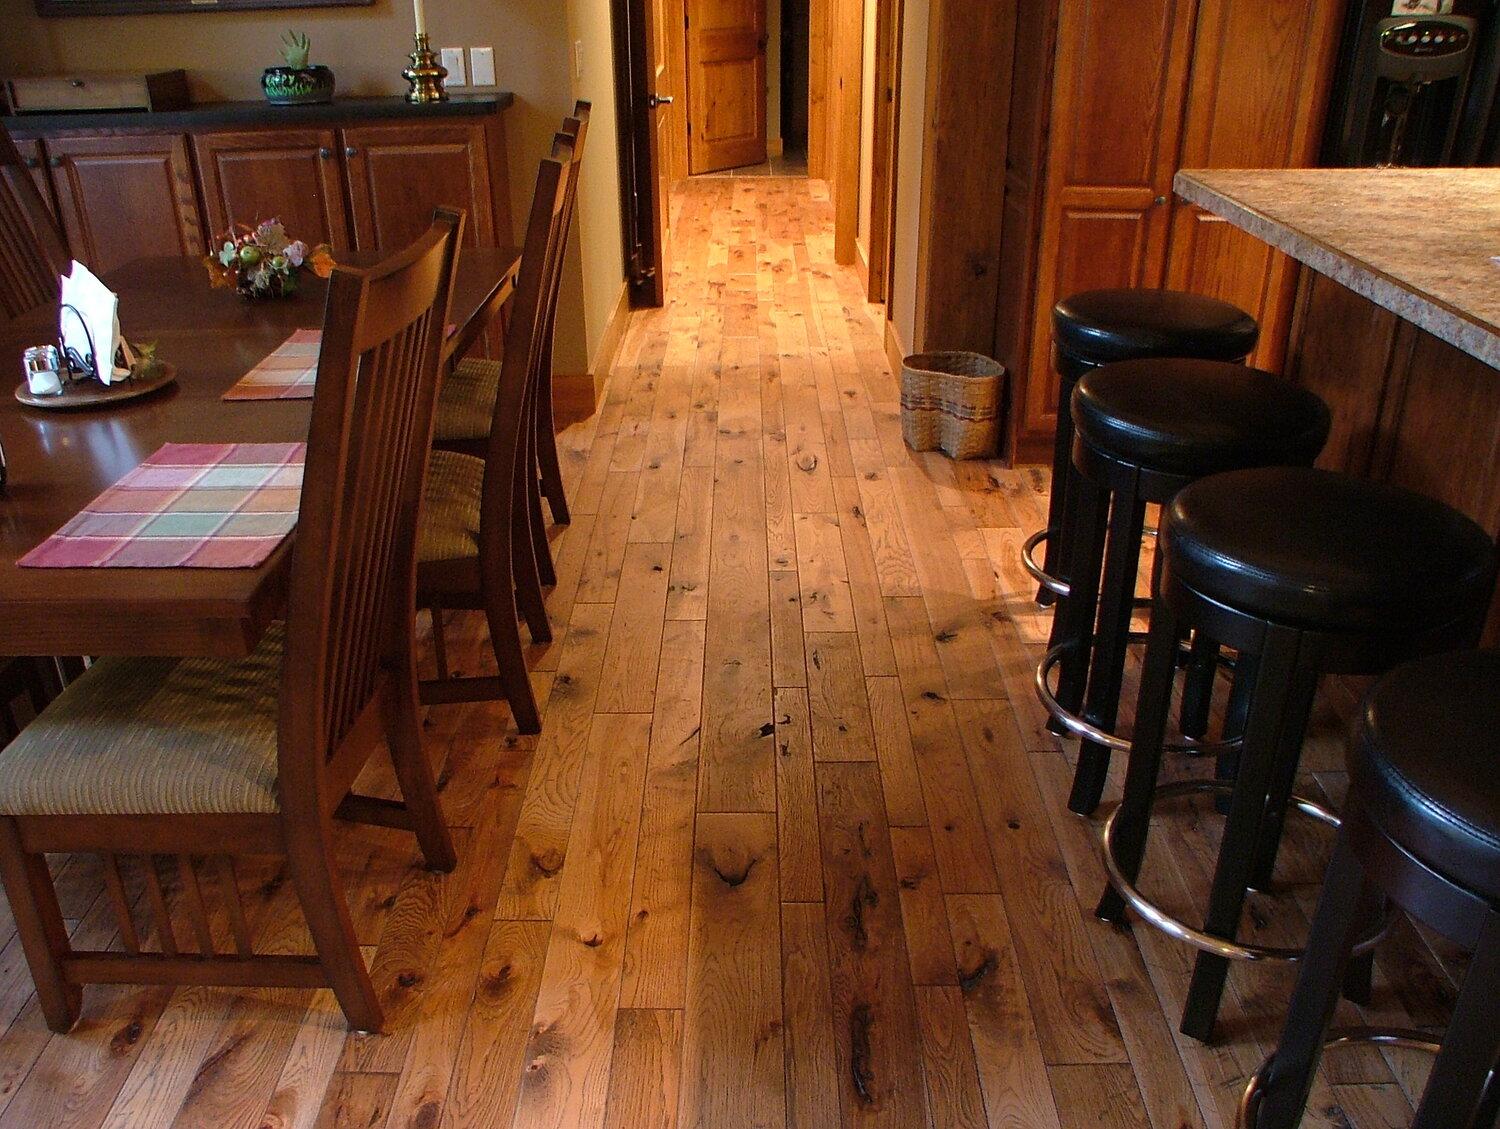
[36, 0, 371, 16]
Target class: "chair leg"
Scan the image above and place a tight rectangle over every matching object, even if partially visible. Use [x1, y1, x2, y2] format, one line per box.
[0, 818, 81, 1033]
[1037, 392, 1077, 606]
[1253, 830, 1368, 1129]
[510, 462, 553, 646]
[379, 675, 457, 873]
[483, 574, 542, 735]
[1412, 912, 1500, 1129]
[1214, 651, 1259, 816]
[283, 825, 384, 1033]
[1181, 627, 1305, 1043]
[1247, 671, 1319, 890]
[1095, 593, 1182, 922]
[525, 432, 557, 589]
[428, 604, 450, 682]
[534, 372, 571, 526]
[1070, 471, 1147, 815]
[1178, 631, 1219, 741]
[1049, 472, 1109, 737]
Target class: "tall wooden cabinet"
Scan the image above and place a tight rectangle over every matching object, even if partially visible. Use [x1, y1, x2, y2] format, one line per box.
[1004, 0, 1345, 462]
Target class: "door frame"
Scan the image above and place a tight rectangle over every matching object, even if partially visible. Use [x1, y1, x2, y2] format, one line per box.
[866, 0, 902, 302]
[613, 0, 668, 306]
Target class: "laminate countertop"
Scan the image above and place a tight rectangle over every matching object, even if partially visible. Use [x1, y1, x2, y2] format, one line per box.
[1174, 167, 1500, 370]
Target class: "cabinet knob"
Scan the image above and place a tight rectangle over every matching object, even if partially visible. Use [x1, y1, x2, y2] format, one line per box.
[319, 146, 332, 159]
[344, 145, 358, 158]
[1153, 195, 1167, 206]
[48, 156, 63, 169]
[23, 156, 40, 169]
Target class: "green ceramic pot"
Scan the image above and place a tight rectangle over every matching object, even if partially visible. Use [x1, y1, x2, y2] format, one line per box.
[261, 65, 335, 106]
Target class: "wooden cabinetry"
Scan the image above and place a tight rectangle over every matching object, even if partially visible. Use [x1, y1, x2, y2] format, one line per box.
[13, 139, 58, 225]
[1004, 0, 1345, 462]
[193, 128, 348, 247]
[45, 133, 203, 275]
[6, 96, 514, 281]
[342, 121, 495, 252]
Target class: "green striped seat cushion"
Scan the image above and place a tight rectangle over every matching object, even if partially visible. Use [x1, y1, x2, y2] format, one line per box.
[418, 449, 484, 565]
[434, 357, 500, 444]
[0, 623, 286, 816]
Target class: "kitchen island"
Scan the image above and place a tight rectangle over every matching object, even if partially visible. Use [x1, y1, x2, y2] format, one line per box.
[1177, 167, 1500, 641]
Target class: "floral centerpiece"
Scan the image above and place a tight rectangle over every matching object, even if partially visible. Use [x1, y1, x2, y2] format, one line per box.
[204, 219, 335, 300]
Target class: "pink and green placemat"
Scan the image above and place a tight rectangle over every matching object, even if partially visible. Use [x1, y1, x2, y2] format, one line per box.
[223, 329, 321, 401]
[19, 443, 305, 569]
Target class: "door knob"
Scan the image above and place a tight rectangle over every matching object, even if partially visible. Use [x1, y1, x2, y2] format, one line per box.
[648, 94, 674, 108]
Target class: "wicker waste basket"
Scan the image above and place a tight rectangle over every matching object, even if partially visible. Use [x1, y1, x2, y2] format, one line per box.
[899, 351, 1005, 459]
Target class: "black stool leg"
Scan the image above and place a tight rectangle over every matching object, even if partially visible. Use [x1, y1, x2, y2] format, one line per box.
[1181, 626, 1304, 1043]
[1412, 912, 1500, 1129]
[1178, 631, 1219, 741]
[1048, 473, 1109, 737]
[1248, 671, 1319, 891]
[1095, 593, 1182, 922]
[1037, 372, 1078, 607]
[1215, 651, 1259, 815]
[1069, 470, 1147, 815]
[1474, 1061, 1500, 1129]
[1253, 830, 1368, 1129]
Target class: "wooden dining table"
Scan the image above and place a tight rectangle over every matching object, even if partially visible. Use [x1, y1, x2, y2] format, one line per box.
[0, 247, 519, 659]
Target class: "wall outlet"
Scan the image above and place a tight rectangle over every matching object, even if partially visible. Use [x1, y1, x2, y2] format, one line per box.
[439, 47, 466, 86]
[573, 39, 584, 81]
[469, 45, 496, 87]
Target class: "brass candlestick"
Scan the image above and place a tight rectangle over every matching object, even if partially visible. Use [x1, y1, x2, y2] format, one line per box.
[403, 33, 448, 104]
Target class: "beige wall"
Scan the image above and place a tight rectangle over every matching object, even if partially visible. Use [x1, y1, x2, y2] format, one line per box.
[0, 0, 628, 376]
[766, 0, 780, 150]
[889, 0, 928, 353]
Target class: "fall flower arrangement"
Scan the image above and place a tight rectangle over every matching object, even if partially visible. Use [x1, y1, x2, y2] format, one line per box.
[204, 219, 335, 299]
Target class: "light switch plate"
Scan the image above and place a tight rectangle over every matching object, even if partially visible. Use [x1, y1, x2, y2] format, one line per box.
[470, 45, 496, 87]
[439, 47, 466, 86]
[573, 39, 584, 81]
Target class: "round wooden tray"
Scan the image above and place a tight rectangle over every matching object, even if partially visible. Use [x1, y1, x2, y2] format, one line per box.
[15, 364, 177, 411]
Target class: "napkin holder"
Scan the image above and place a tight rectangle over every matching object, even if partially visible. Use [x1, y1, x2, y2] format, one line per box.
[57, 303, 135, 386]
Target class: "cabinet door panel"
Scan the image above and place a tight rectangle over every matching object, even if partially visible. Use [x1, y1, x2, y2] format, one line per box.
[47, 134, 202, 276]
[193, 129, 350, 248]
[1166, 0, 1344, 373]
[341, 122, 494, 253]
[14, 139, 62, 229]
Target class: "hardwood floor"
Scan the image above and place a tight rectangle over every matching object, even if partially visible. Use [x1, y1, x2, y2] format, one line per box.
[0, 177, 1466, 1129]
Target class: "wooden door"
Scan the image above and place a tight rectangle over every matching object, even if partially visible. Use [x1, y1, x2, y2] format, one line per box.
[1163, 0, 1344, 374]
[1021, 0, 1196, 451]
[193, 128, 351, 249]
[341, 122, 494, 253]
[686, 0, 768, 173]
[45, 133, 202, 275]
[647, 0, 679, 270]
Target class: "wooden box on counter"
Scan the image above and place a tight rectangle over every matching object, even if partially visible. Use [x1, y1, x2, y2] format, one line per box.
[3, 94, 514, 276]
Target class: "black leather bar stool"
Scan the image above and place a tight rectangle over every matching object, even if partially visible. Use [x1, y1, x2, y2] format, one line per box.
[1036, 359, 1331, 817]
[1098, 467, 1497, 1044]
[1245, 650, 1500, 1129]
[1024, 289, 1259, 608]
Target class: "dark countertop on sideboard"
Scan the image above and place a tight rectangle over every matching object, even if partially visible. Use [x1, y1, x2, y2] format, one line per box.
[3, 92, 514, 134]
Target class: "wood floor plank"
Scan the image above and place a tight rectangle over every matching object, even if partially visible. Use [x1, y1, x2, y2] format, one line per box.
[510, 712, 652, 1129]
[816, 762, 926, 1128]
[805, 631, 876, 762]
[1049, 1063, 1154, 1129]
[889, 827, 959, 988]
[596, 541, 672, 714]
[794, 512, 857, 633]
[665, 465, 714, 621]
[313, 1072, 398, 1129]
[832, 476, 897, 677]
[680, 813, 785, 1129]
[621, 619, 707, 1010]
[864, 677, 927, 829]
[915, 986, 989, 1129]
[771, 570, 810, 688]
[781, 902, 841, 1129]
[774, 687, 824, 903]
[602, 1009, 682, 1129]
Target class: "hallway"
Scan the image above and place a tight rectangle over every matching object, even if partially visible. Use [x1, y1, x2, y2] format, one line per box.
[0, 178, 1463, 1129]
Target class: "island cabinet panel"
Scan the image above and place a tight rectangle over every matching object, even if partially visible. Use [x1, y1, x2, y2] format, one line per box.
[1005, 0, 1345, 462]
[193, 128, 351, 249]
[342, 121, 495, 252]
[44, 133, 203, 275]
[1020, 0, 1196, 459]
[14, 139, 59, 225]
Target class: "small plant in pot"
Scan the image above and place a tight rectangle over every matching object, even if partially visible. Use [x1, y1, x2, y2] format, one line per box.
[262, 31, 335, 105]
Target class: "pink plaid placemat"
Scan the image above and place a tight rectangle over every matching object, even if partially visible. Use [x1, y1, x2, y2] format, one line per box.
[19, 443, 305, 569]
[223, 330, 322, 401]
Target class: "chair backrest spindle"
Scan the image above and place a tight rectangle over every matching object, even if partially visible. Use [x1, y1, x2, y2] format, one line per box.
[0, 126, 69, 320]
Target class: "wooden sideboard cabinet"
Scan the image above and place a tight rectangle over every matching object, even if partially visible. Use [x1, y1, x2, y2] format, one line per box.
[4, 94, 514, 276]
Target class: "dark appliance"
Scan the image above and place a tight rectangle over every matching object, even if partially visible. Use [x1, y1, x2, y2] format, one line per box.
[1323, 0, 1500, 166]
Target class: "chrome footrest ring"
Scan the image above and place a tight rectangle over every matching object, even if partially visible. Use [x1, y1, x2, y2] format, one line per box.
[1237, 1028, 1446, 1128]
[1101, 780, 1399, 964]
[1022, 528, 1070, 599]
[1035, 642, 1242, 756]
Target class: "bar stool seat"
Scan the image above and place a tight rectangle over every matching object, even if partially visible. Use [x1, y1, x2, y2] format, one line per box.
[1166, 468, 1498, 634]
[1247, 651, 1500, 1129]
[1354, 651, 1500, 900]
[1054, 289, 1260, 365]
[1072, 358, 1331, 478]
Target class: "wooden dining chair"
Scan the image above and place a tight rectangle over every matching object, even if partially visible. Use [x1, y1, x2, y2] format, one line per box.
[417, 136, 578, 734]
[0, 210, 464, 1033]
[0, 126, 69, 321]
[435, 99, 591, 539]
